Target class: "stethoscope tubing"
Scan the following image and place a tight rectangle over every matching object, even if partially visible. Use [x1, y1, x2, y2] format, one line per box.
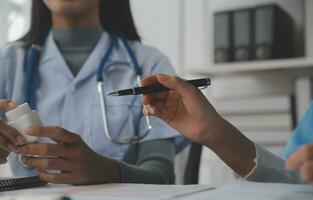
[24, 34, 152, 145]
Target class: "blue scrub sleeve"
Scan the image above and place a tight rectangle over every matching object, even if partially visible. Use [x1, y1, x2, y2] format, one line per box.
[281, 102, 313, 158]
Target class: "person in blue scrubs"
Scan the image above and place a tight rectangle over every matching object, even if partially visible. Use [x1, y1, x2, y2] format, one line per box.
[141, 74, 313, 184]
[0, 0, 181, 185]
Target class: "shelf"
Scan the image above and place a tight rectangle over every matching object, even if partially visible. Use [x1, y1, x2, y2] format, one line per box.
[188, 57, 313, 77]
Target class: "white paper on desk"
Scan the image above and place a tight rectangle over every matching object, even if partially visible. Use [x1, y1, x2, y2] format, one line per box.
[179, 180, 313, 200]
[2, 183, 214, 200]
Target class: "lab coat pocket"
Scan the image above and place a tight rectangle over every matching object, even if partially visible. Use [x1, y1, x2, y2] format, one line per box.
[90, 96, 143, 159]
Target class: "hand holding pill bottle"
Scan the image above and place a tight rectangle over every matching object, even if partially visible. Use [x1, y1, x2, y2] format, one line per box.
[0, 100, 21, 164]
[5, 103, 42, 144]
[5, 103, 43, 167]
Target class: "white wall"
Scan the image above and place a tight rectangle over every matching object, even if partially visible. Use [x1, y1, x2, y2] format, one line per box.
[184, 0, 210, 71]
[0, 0, 31, 47]
[131, 0, 183, 74]
[0, 2, 10, 46]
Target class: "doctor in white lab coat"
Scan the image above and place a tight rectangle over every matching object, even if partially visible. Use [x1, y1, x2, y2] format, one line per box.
[0, 0, 181, 185]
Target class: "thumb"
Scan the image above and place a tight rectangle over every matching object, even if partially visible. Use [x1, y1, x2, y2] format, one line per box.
[0, 100, 17, 110]
[156, 74, 196, 99]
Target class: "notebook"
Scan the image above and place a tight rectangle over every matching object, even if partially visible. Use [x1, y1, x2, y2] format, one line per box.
[0, 176, 47, 192]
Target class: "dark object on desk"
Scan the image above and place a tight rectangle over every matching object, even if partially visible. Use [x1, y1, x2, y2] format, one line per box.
[214, 11, 233, 63]
[233, 9, 254, 61]
[0, 176, 47, 192]
[254, 4, 295, 60]
[108, 78, 211, 96]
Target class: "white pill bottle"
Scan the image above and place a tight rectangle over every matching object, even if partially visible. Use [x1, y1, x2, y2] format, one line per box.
[5, 103, 42, 166]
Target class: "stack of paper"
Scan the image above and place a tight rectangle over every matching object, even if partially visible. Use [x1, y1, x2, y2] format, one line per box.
[2, 181, 312, 200]
[179, 180, 313, 200]
[1, 183, 214, 200]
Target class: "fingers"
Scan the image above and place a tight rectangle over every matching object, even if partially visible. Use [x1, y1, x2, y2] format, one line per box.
[141, 74, 203, 110]
[0, 100, 17, 110]
[0, 159, 7, 164]
[143, 102, 165, 117]
[141, 74, 189, 116]
[15, 143, 72, 158]
[26, 126, 81, 144]
[37, 169, 73, 184]
[141, 75, 169, 106]
[155, 74, 197, 99]
[143, 105, 156, 116]
[142, 92, 168, 105]
[140, 75, 159, 86]
[299, 161, 313, 183]
[0, 158, 7, 164]
[21, 156, 72, 171]
[0, 134, 11, 152]
[0, 121, 27, 146]
[286, 144, 313, 183]
[0, 149, 9, 164]
[286, 144, 313, 171]
[0, 100, 25, 148]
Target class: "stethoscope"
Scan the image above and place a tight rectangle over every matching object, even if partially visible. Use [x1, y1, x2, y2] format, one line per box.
[24, 34, 152, 145]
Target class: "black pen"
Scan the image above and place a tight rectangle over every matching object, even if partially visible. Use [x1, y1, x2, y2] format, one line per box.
[107, 78, 211, 96]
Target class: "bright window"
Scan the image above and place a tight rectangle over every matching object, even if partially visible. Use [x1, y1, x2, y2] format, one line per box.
[0, 0, 31, 46]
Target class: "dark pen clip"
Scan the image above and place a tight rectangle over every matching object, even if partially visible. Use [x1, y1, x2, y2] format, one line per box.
[199, 78, 210, 90]
[199, 85, 209, 90]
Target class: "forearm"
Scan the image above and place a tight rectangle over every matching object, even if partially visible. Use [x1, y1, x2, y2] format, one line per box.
[204, 117, 256, 177]
[204, 117, 301, 183]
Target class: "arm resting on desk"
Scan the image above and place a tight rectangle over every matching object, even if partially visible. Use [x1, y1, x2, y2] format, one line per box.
[118, 139, 175, 184]
[244, 144, 301, 184]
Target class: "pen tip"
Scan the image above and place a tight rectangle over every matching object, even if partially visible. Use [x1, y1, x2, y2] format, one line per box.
[107, 92, 119, 96]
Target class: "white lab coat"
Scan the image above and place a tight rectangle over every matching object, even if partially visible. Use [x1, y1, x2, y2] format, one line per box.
[0, 32, 181, 177]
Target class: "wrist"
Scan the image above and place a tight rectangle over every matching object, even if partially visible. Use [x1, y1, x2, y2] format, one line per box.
[94, 156, 121, 184]
[202, 117, 257, 176]
[201, 115, 227, 148]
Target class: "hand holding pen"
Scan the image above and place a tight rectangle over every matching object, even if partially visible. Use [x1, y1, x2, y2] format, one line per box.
[107, 74, 216, 145]
[108, 77, 211, 96]
[137, 74, 219, 145]
[138, 74, 257, 177]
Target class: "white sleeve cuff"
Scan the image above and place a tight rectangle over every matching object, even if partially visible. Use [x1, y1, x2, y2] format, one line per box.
[243, 144, 300, 183]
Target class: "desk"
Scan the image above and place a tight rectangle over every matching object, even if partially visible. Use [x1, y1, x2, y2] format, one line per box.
[1, 180, 312, 200]
[183, 180, 313, 200]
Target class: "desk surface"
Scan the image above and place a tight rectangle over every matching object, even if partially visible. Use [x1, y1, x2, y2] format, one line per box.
[1, 183, 213, 200]
[1, 180, 312, 200]
[183, 180, 313, 200]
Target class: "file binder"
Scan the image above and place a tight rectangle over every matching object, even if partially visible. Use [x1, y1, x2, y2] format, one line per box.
[233, 9, 254, 61]
[254, 4, 295, 60]
[214, 11, 233, 63]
